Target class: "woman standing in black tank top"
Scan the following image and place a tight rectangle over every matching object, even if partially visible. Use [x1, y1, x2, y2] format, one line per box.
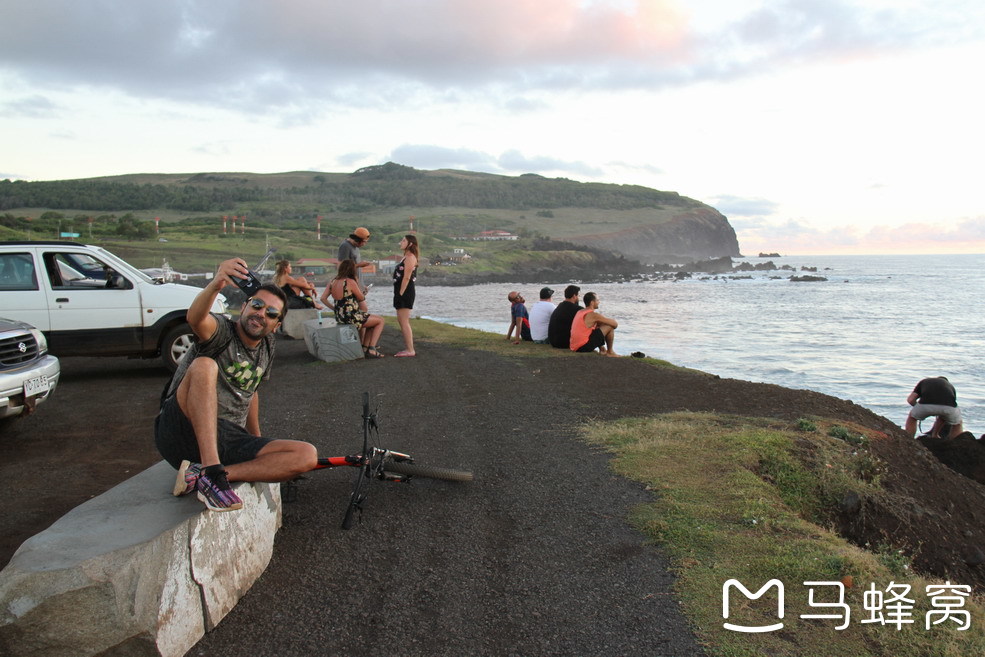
[393, 234, 418, 357]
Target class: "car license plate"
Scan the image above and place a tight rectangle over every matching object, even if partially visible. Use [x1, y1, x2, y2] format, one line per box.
[23, 375, 49, 397]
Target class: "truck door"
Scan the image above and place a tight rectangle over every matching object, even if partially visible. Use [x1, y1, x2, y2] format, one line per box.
[40, 249, 145, 356]
[0, 250, 50, 330]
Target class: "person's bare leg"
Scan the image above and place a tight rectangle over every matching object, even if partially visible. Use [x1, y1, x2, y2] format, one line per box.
[947, 421, 965, 438]
[396, 308, 415, 355]
[601, 325, 619, 357]
[904, 415, 917, 438]
[175, 357, 222, 467]
[366, 315, 384, 347]
[226, 440, 318, 483]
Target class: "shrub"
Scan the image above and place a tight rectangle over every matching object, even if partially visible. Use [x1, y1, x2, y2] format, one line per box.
[795, 418, 817, 432]
[828, 425, 869, 447]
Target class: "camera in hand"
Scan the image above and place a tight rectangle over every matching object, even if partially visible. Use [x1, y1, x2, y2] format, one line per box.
[234, 269, 262, 297]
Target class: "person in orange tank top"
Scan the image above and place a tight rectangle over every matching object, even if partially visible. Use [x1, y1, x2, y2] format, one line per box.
[569, 292, 619, 357]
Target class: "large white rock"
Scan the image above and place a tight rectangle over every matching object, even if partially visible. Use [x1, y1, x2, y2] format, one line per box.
[280, 308, 320, 339]
[303, 319, 364, 363]
[0, 461, 281, 657]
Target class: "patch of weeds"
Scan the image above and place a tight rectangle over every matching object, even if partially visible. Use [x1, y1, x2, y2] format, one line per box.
[758, 451, 820, 520]
[852, 452, 885, 483]
[796, 418, 817, 432]
[874, 543, 912, 577]
[828, 425, 869, 448]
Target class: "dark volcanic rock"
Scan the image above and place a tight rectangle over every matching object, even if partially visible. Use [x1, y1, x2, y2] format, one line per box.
[919, 434, 985, 485]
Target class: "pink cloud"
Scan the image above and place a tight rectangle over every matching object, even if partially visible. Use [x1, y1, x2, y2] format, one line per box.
[240, 0, 690, 71]
[738, 217, 985, 255]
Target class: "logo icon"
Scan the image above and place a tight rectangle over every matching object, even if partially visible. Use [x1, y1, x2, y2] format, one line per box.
[723, 579, 785, 633]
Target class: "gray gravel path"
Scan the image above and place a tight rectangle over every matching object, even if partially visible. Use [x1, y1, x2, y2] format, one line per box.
[191, 335, 705, 656]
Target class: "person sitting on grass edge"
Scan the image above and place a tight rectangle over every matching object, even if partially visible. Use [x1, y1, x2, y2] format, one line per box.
[506, 290, 532, 344]
[569, 291, 619, 357]
[154, 257, 318, 511]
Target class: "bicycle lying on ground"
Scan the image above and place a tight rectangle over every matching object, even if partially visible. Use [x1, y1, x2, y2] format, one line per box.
[294, 392, 473, 529]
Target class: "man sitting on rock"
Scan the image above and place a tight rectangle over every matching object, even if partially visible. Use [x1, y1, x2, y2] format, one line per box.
[905, 376, 964, 439]
[155, 257, 318, 511]
[569, 291, 619, 357]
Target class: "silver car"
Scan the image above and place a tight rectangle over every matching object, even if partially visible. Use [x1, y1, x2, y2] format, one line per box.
[0, 317, 60, 420]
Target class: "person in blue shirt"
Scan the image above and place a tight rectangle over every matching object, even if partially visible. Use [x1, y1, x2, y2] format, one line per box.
[506, 291, 532, 344]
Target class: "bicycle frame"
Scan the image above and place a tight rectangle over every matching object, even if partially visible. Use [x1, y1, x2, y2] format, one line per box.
[314, 448, 415, 482]
[289, 392, 472, 529]
[317, 392, 415, 529]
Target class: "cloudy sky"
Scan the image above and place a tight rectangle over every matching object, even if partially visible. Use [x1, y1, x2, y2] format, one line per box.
[2, 0, 984, 255]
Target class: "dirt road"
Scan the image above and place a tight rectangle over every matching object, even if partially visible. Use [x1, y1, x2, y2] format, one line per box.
[3, 335, 708, 656]
[7, 320, 985, 655]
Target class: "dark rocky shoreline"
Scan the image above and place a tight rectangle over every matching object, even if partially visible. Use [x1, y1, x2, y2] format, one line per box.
[417, 255, 828, 286]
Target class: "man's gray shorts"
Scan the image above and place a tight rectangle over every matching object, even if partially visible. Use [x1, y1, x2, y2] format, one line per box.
[909, 403, 962, 425]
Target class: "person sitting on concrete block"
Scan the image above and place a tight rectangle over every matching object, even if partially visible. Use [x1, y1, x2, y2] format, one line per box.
[323, 259, 385, 358]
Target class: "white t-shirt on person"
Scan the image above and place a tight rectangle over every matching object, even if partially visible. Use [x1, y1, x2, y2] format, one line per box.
[529, 300, 555, 342]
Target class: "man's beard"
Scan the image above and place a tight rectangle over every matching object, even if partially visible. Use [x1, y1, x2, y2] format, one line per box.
[240, 313, 268, 340]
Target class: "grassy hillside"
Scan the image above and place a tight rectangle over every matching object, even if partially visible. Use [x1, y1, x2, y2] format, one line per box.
[0, 163, 704, 236]
[0, 163, 736, 273]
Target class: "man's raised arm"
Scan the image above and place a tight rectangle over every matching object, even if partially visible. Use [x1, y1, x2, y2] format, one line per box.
[187, 258, 250, 341]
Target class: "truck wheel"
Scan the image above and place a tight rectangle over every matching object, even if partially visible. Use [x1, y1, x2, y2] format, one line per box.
[162, 324, 195, 371]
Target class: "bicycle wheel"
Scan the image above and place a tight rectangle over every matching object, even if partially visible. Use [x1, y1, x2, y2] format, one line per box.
[383, 460, 474, 482]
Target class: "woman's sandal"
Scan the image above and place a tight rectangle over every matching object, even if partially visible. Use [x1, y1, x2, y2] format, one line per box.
[363, 346, 385, 359]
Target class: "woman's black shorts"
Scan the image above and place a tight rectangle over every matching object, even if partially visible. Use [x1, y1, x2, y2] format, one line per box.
[393, 287, 416, 310]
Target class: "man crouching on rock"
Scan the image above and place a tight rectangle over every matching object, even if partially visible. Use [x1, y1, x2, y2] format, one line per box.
[155, 257, 318, 511]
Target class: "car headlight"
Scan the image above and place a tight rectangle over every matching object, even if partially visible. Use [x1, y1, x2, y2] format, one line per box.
[29, 327, 48, 355]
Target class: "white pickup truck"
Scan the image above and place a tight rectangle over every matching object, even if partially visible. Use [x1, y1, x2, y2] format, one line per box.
[0, 242, 227, 370]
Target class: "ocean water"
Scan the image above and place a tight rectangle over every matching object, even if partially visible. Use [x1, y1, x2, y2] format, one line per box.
[365, 254, 985, 433]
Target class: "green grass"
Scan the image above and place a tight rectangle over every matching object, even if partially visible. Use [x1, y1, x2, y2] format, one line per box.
[402, 317, 682, 368]
[582, 412, 985, 657]
[2, 221, 605, 279]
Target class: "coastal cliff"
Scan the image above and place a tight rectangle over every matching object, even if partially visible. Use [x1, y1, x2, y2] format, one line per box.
[564, 206, 740, 263]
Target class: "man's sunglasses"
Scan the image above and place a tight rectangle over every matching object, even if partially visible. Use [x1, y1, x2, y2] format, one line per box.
[246, 297, 283, 320]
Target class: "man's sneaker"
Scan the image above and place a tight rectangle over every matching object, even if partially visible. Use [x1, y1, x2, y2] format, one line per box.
[196, 465, 243, 512]
[173, 460, 202, 497]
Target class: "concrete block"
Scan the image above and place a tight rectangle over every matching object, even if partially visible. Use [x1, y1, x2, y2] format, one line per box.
[280, 308, 320, 339]
[0, 461, 282, 657]
[303, 319, 364, 363]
